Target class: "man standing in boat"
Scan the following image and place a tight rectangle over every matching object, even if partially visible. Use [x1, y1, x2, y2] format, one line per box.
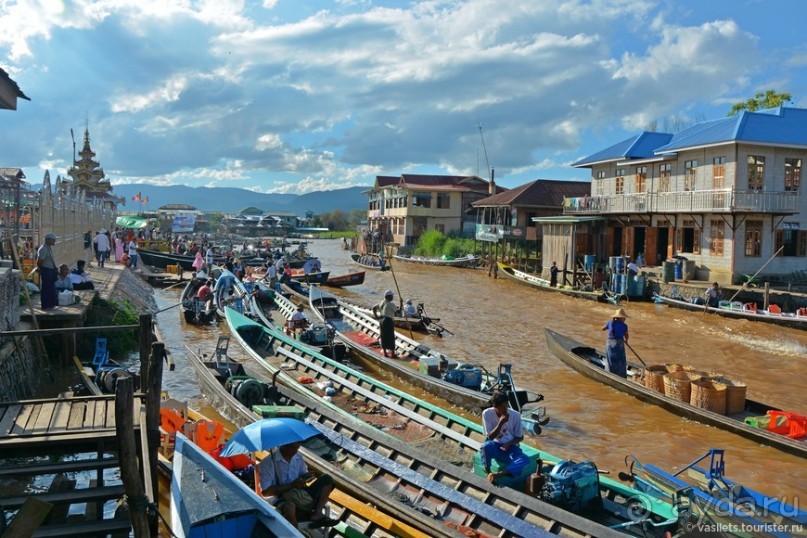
[704, 282, 721, 308]
[601, 308, 629, 378]
[372, 290, 398, 359]
[481, 392, 529, 484]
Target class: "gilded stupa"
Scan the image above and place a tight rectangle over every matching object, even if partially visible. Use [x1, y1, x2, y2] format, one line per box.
[67, 126, 121, 208]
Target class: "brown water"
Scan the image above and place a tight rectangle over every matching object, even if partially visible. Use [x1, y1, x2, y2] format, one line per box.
[154, 239, 807, 506]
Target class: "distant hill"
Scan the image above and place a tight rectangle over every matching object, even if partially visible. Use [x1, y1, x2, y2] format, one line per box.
[110, 184, 369, 215]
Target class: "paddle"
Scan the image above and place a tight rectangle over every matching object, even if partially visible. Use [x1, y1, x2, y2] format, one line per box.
[155, 301, 182, 314]
[624, 342, 647, 367]
[164, 280, 188, 290]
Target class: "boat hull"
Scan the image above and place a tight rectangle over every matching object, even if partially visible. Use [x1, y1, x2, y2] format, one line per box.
[654, 292, 807, 330]
[499, 262, 611, 302]
[392, 254, 478, 268]
[324, 271, 366, 287]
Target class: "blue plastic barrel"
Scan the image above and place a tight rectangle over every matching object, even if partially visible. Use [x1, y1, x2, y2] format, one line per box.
[674, 260, 683, 280]
[584, 255, 596, 273]
[609, 256, 620, 271]
[614, 256, 626, 274]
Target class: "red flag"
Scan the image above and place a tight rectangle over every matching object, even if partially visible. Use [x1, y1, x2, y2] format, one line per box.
[132, 192, 141, 202]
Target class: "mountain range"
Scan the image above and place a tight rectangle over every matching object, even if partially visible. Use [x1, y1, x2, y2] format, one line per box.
[111, 184, 370, 215]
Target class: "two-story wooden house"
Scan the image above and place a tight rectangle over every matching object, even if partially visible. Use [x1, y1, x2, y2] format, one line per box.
[569, 107, 806, 283]
[366, 174, 501, 246]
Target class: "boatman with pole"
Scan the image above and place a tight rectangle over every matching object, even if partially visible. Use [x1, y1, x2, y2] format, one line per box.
[372, 290, 398, 359]
[601, 308, 629, 378]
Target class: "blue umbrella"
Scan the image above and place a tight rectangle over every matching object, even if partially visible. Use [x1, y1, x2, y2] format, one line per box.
[219, 418, 320, 457]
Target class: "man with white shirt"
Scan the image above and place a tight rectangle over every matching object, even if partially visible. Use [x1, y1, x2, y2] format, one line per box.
[481, 392, 529, 484]
[94, 230, 111, 268]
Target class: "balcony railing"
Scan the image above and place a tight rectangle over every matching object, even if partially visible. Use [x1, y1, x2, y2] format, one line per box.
[565, 189, 800, 215]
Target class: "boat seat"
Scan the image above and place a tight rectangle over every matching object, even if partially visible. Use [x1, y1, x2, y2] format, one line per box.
[92, 338, 109, 368]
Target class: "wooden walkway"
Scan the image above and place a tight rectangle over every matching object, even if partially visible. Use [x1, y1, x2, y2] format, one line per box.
[0, 395, 146, 537]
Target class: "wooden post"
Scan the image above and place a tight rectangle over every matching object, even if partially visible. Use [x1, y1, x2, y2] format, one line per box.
[145, 341, 164, 535]
[138, 314, 152, 389]
[763, 282, 770, 310]
[562, 253, 569, 287]
[115, 376, 150, 538]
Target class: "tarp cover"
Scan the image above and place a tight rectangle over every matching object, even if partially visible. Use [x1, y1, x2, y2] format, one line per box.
[116, 215, 149, 229]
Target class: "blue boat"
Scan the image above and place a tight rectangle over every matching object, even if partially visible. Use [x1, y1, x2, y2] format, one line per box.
[622, 449, 805, 537]
[170, 432, 302, 537]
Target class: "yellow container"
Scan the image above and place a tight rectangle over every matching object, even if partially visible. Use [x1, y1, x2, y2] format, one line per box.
[21, 259, 39, 285]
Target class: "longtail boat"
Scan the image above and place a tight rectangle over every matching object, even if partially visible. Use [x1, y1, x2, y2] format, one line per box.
[289, 270, 330, 285]
[544, 328, 807, 460]
[392, 253, 479, 268]
[179, 280, 216, 325]
[324, 271, 365, 287]
[653, 291, 807, 330]
[185, 337, 571, 538]
[336, 295, 443, 334]
[225, 307, 681, 535]
[305, 287, 545, 421]
[498, 261, 617, 303]
[350, 253, 389, 271]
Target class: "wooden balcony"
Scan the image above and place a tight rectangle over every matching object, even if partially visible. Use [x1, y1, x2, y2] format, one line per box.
[564, 189, 799, 215]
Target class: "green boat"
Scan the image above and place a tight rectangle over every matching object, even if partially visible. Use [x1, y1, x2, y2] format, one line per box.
[225, 307, 681, 535]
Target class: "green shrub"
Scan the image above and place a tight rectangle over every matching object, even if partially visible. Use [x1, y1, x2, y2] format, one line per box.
[77, 298, 140, 360]
[414, 230, 446, 256]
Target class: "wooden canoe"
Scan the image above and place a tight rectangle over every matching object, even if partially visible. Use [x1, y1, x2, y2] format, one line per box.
[544, 328, 807, 460]
[224, 308, 680, 535]
[498, 262, 615, 303]
[324, 271, 366, 287]
[306, 287, 543, 415]
[179, 280, 216, 325]
[185, 339, 562, 538]
[653, 292, 807, 330]
[392, 254, 479, 268]
[350, 254, 389, 271]
[289, 270, 330, 284]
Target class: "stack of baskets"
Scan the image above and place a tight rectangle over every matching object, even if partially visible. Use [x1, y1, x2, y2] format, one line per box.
[710, 376, 748, 415]
[690, 378, 727, 414]
[664, 370, 705, 404]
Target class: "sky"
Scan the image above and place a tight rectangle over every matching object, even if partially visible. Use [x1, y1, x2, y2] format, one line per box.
[1, 0, 807, 195]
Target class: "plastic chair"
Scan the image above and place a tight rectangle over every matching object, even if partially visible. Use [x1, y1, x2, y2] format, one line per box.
[767, 304, 782, 314]
[92, 338, 109, 368]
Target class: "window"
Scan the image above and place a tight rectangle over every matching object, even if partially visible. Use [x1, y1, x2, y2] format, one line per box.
[615, 168, 625, 195]
[635, 166, 647, 192]
[412, 192, 431, 208]
[747, 155, 765, 191]
[596, 171, 606, 179]
[434, 224, 445, 233]
[775, 224, 805, 257]
[684, 160, 698, 191]
[744, 221, 762, 257]
[709, 220, 724, 256]
[436, 193, 451, 209]
[785, 158, 801, 192]
[659, 163, 671, 192]
[676, 219, 701, 254]
[713, 157, 726, 189]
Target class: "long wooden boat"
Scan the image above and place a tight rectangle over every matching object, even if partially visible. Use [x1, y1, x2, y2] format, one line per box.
[544, 328, 807, 460]
[324, 271, 365, 287]
[392, 253, 479, 268]
[653, 291, 807, 330]
[179, 280, 216, 325]
[224, 308, 680, 535]
[498, 262, 617, 303]
[306, 287, 544, 418]
[289, 270, 330, 284]
[171, 432, 302, 538]
[350, 253, 389, 271]
[137, 248, 205, 271]
[622, 448, 806, 533]
[212, 269, 254, 318]
[186, 337, 563, 538]
[336, 296, 442, 334]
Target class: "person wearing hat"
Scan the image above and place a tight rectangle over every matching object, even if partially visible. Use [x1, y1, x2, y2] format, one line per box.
[286, 304, 309, 336]
[402, 299, 418, 317]
[372, 290, 398, 359]
[601, 308, 629, 378]
[36, 233, 59, 309]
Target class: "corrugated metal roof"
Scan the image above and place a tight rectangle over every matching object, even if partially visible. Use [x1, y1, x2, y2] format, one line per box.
[572, 132, 673, 167]
[370, 174, 504, 194]
[655, 107, 807, 152]
[472, 179, 590, 207]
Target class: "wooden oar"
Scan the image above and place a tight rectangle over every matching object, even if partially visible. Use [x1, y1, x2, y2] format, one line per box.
[625, 342, 647, 367]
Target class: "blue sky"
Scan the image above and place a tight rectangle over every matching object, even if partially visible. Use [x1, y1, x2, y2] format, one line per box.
[1, 0, 806, 195]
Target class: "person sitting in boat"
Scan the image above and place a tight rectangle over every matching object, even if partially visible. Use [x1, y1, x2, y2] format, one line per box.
[372, 290, 398, 359]
[195, 279, 215, 313]
[258, 441, 337, 529]
[223, 287, 244, 313]
[70, 260, 95, 290]
[704, 282, 721, 308]
[55, 263, 74, 292]
[601, 308, 629, 378]
[302, 258, 317, 275]
[402, 299, 418, 317]
[285, 305, 309, 335]
[279, 263, 293, 285]
[481, 392, 529, 484]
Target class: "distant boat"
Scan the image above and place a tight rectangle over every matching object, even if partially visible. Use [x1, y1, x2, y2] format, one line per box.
[392, 254, 479, 268]
[350, 254, 388, 271]
[324, 271, 365, 287]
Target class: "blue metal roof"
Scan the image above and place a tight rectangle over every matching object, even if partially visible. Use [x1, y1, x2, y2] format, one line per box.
[655, 106, 807, 153]
[572, 132, 673, 167]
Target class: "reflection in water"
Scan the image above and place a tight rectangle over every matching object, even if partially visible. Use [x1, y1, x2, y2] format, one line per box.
[154, 239, 807, 502]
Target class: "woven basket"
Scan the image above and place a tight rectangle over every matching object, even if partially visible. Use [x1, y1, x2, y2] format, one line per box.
[643, 365, 667, 393]
[690, 379, 727, 414]
[664, 371, 703, 402]
[665, 363, 685, 373]
[713, 376, 747, 414]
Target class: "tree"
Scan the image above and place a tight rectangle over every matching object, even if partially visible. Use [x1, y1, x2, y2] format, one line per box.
[728, 90, 792, 116]
[207, 212, 225, 232]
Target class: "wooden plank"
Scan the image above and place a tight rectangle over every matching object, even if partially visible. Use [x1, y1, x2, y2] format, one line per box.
[31, 402, 56, 434]
[0, 484, 126, 509]
[66, 401, 86, 430]
[0, 457, 119, 477]
[1, 497, 53, 538]
[83, 400, 98, 429]
[93, 400, 108, 428]
[49, 400, 72, 431]
[106, 397, 116, 427]
[0, 404, 22, 436]
[11, 404, 36, 435]
[32, 518, 132, 538]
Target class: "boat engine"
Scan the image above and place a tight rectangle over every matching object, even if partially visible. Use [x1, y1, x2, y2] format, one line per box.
[540, 460, 602, 513]
[444, 363, 483, 391]
[225, 378, 265, 407]
[299, 323, 334, 346]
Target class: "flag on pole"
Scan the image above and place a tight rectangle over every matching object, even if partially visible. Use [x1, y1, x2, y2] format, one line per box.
[132, 192, 141, 202]
[143, 196, 149, 205]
